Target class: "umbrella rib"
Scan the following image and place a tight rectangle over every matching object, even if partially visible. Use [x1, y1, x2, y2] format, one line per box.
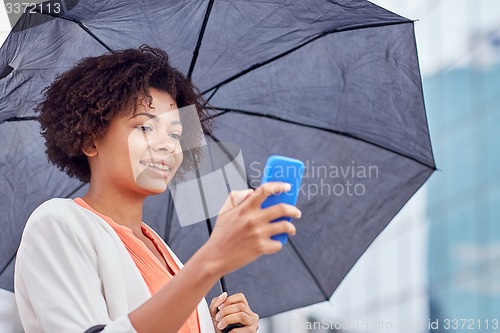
[200, 19, 412, 95]
[0, 116, 39, 124]
[287, 238, 330, 301]
[29, 5, 113, 52]
[187, 0, 215, 79]
[204, 86, 219, 106]
[209, 107, 436, 171]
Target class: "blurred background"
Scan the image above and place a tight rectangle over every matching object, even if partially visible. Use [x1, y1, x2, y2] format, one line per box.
[1, 1, 499, 332]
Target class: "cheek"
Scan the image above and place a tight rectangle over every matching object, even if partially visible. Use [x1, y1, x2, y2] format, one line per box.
[128, 134, 149, 157]
[127, 134, 149, 179]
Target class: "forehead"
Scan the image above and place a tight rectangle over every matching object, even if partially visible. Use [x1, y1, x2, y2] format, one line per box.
[131, 110, 182, 124]
[133, 89, 180, 117]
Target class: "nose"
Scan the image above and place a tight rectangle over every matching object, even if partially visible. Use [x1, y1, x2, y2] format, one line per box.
[143, 131, 177, 154]
[155, 133, 177, 152]
[156, 141, 176, 153]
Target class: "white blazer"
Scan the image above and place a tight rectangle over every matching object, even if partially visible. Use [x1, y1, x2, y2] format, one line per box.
[14, 198, 216, 333]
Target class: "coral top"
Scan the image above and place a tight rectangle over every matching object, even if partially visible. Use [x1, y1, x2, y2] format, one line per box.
[74, 198, 201, 333]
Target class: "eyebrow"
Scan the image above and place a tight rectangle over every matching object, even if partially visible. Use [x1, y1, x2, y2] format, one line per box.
[131, 112, 182, 126]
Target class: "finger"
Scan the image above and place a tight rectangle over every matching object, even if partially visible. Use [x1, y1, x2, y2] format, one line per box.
[261, 220, 297, 238]
[250, 182, 292, 206]
[260, 203, 302, 222]
[217, 312, 254, 330]
[256, 237, 284, 255]
[216, 303, 252, 321]
[220, 293, 249, 308]
[210, 292, 228, 317]
[217, 306, 258, 332]
[215, 304, 236, 322]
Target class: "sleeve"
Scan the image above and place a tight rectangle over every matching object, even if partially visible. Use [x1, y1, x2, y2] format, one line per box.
[15, 206, 138, 333]
[0, 289, 24, 333]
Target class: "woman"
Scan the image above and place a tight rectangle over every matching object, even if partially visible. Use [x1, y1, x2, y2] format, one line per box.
[14, 45, 301, 333]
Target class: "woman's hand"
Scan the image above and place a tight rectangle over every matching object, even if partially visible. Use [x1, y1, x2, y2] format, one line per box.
[210, 292, 259, 333]
[202, 182, 302, 276]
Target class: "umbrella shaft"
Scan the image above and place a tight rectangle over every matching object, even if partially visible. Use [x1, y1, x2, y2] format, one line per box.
[219, 275, 228, 293]
[205, 218, 228, 293]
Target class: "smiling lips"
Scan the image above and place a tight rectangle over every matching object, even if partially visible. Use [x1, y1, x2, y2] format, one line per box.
[140, 160, 171, 173]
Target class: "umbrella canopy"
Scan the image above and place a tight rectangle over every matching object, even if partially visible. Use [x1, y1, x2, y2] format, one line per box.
[0, 0, 435, 318]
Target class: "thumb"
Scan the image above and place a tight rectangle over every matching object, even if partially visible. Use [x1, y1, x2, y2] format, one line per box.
[210, 292, 228, 317]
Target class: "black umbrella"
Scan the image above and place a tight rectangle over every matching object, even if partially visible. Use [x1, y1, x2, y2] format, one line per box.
[0, 0, 435, 318]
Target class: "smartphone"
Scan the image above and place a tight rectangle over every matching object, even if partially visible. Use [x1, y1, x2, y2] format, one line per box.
[261, 155, 304, 245]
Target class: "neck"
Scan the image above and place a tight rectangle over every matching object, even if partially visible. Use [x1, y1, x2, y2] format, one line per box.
[82, 181, 146, 236]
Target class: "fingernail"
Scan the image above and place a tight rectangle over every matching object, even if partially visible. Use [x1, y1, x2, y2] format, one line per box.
[297, 210, 302, 219]
[218, 304, 225, 310]
[218, 322, 224, 329]
[284, 183, 292, 191]
[215, 312, 221, 321]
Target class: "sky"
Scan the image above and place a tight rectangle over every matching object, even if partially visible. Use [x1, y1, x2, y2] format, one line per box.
[371, 0, 500, 76]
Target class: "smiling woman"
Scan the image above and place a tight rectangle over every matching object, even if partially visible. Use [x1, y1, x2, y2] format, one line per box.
[13, 45, 300, 333]
[35, 46, 209, 184]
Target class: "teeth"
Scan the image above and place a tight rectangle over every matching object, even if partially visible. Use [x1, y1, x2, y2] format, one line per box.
[144, 162, 170, 172]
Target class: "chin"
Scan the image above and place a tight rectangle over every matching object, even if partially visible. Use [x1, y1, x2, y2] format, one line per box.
[136, 176, 171, 194]
[144, 184, 167, 192]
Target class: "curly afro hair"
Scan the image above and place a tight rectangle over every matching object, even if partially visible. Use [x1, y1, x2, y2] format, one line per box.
[36, 45, 212, 183]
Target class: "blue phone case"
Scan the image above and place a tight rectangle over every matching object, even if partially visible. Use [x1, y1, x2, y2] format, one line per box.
[261, 155, 304, 245]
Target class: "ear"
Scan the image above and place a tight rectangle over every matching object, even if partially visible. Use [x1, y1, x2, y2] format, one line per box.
[82, 142, 98, 157]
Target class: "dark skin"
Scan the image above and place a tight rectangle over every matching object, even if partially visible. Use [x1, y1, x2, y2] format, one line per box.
[81, 88, 301, 333]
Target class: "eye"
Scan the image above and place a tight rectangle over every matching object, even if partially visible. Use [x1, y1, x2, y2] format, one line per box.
[137, 125, 153, 133]
[169, 132, 182, 140]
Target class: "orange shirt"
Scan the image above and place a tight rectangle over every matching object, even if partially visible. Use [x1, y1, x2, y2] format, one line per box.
[74, 198, 201, 333]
